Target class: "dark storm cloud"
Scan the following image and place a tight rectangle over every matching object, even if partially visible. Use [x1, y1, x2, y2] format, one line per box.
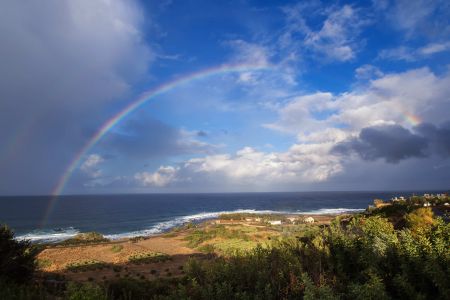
[333, 124, 429, 163]
[415, 122, 450, 157]
[101, 116, 216, 159]
[0, 1, 151, 194]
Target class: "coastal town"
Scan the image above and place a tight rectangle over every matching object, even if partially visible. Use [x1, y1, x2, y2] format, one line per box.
[371, 193, 449, 209]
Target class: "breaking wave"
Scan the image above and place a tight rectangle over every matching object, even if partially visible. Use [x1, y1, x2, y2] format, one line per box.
[16, 227, 80, 243]
[16, 208, 365, 242]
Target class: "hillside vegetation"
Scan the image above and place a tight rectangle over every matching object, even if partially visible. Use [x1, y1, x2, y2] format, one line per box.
[1, 202, 449, 299]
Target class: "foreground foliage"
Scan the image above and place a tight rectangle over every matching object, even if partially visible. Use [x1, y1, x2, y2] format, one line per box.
[1, 206, 449, 299]
[156, 211, 449, 300]
[0, 225, 38, 284]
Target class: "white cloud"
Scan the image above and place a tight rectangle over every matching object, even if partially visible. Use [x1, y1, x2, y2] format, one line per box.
[183, 144, 343, 184]
[378, 46, 416, 61]
[379, 42, 450, 61]
[220, 37, 301, 97]
[281, 4, 367, 62]
[355, 64, 384, 80]
[135, 166, 178, 187]
[80, 154, 104, 178]
[130, 67, 450, 191]
[80, 154, 104, 171]
[264, 92, 335, 134]
[268, 68, 450, 135]
[387, 0, 450, 39]
[418, 42, 450, 55]
[297, 128, 350, 144]
[226, 39, 270, 66]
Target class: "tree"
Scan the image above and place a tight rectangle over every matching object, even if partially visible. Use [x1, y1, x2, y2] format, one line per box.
[0, 224, 38, 284]
[405, 208, 435, 233]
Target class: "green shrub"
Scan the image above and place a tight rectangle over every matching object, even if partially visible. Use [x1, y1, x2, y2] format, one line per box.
[0, 224, 38, 284]
[183, 225, 252, 249]
[129, 236, 146, 243]
[197, 243, 215, 254]
[405, 207, 435, 232]
[66, 282, 106, 300]
[66, 260, 109, 272]
[60, 232, 109, 246]
[0, 280, 47, 300]
[110, 245, 123, 253]
[128, 252, 171, 264]
[36, 258, 52, 269]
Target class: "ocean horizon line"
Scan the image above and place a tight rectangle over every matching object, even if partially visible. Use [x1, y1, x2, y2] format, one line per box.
[1, 188, 448, 198]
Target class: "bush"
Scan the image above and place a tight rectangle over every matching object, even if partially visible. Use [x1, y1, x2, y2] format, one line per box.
[405, 207, 435, 232]
[128, 252, 171, 264]
[36, 258, 52, 269]
[60, 232, 109, 246]
[66, 282, 106, 300]
[110, 245, 123, 253]
[66, 260, 109, 272]
[0, 224, 38, 284]
[0, 280, 46, 300]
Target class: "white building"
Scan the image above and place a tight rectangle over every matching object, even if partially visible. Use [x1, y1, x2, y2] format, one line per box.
[304, 217, 315, 224]
[268, 220, 282, 225]
[287, 217, 297, 223]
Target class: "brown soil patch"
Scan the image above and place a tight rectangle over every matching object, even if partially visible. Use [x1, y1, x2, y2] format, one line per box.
[37, 214, 345, 282]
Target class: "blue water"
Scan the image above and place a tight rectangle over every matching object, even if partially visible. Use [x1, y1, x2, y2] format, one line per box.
[0, 191, 427, 242]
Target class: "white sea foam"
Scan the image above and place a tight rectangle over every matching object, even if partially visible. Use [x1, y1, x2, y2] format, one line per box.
[104, 208, 364, 240]
[296, 208, 365, 215]
[16, 208, 365, 242]
[104, 209, 285, 239]
[16, 227, 80, 243]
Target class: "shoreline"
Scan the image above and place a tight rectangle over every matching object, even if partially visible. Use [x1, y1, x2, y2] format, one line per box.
[35, 211, 358, 282]
[19, 208, 365, 244]
[47, 211, 353, 246]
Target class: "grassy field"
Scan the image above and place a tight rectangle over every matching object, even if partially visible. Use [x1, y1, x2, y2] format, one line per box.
[33, 213, 337, 283]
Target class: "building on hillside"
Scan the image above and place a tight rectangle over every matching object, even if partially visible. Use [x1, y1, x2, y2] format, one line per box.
[287, 217, 297, 223]
[268, 220, 282, 225]
[391, 196, 405, 202]
[304, 217, 315, 224]
[423, 202, 431, 207]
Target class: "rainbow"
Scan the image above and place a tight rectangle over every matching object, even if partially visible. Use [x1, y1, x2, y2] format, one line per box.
[42, 62, 272, 226]
[403, 112, 422, 127]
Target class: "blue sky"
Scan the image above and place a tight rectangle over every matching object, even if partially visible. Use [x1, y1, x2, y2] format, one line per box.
[0, 0, 449, 195]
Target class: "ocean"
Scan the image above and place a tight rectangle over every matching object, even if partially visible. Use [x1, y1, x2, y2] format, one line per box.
[0, 191, 426, 243]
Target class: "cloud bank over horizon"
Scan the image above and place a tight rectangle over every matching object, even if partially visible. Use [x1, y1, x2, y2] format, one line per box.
[0, 0, 449, 194]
